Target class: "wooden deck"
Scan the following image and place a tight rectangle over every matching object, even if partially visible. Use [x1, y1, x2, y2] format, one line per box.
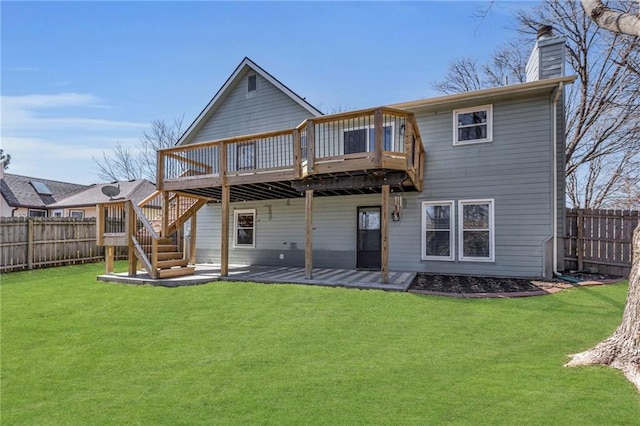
[157, 107, 425, 201]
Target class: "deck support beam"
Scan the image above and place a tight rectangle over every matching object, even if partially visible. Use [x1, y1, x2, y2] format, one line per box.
[305, 189, 313, 279]
[381, 184, 390, 284]
[221, 185, 230, 277]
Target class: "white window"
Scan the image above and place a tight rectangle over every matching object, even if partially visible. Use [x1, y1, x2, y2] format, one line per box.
[422, 201, 455, 261]
[458, 199, 494, 262]
[234, 209, 256, 248]
[70, 210, 84, 219]
[52, 209, 63, 217]
[453, 105, 493, 145]
[28, 209, 47, 217]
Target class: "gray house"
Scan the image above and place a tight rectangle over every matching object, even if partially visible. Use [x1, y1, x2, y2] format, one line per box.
[98, 30, 575, 281]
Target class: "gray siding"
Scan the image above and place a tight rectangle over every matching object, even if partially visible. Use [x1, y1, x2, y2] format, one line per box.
[388, 95, 554, 277]
[195, 194, 379, 269]
[190, 70, 314, 144]
[195, 95, 557, 278]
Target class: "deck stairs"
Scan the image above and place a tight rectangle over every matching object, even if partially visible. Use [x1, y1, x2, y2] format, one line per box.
[131, 191, 206, 279]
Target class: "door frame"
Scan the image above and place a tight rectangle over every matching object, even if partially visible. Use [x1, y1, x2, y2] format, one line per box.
[356, 205, 382, 270]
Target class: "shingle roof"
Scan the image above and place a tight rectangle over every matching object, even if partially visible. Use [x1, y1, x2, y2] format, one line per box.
[48, 179, 156, 208]
[0, 173, 89, 208]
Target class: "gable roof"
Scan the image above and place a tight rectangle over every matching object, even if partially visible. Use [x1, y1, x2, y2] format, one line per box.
[48, 179, 156, 208]
[1, 173, 89, 209]
[177, 57, 323, 146]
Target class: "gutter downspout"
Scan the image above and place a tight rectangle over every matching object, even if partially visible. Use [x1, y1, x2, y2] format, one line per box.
[552, 82, 563, 276]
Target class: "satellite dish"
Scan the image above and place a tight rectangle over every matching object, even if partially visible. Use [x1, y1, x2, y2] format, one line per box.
[101, 185, 121, 200]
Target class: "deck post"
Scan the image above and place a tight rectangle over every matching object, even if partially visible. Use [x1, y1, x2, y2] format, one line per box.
[306, 120, 315, 174]
[106, 246, 115, 274]
[221, 185, 230, 277]
[374, 109, 383, 167]
[293, 128, 302, 179]
[127, 201, 137, 276]
[157, 151, 164, 190]
[381, 184, 390, 284]
[305, 189, 313, 279]
[220, 141, 227, 185]
[162, 191, 170, 237]
[189, 213, 197, 265]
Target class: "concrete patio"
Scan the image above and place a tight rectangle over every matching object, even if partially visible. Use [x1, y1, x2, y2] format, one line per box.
[97, 264, 417, 292]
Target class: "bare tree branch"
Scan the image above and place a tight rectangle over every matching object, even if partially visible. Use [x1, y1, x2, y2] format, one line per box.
[92, 118, 184, 182]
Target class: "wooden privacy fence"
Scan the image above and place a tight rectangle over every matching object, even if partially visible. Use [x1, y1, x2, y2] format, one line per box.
[0, 217, 127, 273]
[565, 208, 639, 277]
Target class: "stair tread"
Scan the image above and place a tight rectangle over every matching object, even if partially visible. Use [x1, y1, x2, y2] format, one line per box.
[157, 259, 189, 269]
[157, 266, 196, 279]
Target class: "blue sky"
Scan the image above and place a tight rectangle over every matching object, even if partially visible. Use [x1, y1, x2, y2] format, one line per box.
[1, 1, 538, 184]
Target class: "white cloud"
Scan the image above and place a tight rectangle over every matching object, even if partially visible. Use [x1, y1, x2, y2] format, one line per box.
[1, 93, 146, 132]
[1, 92, 149, 184]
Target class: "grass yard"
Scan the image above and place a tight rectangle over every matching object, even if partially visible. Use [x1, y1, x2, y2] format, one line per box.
[1, 263, 639, 425]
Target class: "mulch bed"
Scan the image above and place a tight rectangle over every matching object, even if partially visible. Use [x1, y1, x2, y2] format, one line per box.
[408, 272, 624, 298]
[410, 274, 543, 294]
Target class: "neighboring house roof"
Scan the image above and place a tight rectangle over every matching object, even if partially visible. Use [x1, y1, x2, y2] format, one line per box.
[0, 173, 89, 209]
[49, 179, 156, 208]
[177, 57, 323, 146]
[388, 75, 577, 111]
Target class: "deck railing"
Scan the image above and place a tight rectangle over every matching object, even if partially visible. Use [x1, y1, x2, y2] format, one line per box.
[158, 107, 424, 191]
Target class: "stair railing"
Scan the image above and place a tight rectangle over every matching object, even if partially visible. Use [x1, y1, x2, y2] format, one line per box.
[129, 201, 159, 279]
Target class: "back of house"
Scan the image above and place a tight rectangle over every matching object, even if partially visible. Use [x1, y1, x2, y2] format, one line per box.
[160, 29, 572, 279]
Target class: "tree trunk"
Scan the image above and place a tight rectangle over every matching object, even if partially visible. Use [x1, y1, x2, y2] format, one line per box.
[565, 222, 640, 392]
[581, 0, 640, 36]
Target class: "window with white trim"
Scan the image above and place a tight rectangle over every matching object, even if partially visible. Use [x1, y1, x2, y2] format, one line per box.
[52, 209, 63, 217]
[70, 210, 84, 219]
[458, 199, 494, 262]
[28, 209, 47, 217]
[453, 105, 493, 145]
[234, 209, 256, 248]
[422, 201, 455, 261]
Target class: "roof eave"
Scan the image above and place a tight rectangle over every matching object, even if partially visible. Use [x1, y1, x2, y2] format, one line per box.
[388, 75, 577, 111]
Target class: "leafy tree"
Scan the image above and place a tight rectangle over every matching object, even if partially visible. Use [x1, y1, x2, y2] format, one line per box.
[93, 117, 184, 183]
[0, 149, 11, 170]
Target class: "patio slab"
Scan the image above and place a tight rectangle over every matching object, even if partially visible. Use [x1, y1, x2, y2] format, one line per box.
[97, 264, 416, 292]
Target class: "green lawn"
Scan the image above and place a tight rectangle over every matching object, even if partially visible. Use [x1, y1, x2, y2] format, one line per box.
[1, 263, 638, 425]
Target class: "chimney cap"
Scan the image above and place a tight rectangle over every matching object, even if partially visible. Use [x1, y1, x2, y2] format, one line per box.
[537, 25, 554, 39]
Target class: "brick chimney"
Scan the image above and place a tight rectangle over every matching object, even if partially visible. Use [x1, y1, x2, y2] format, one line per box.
[526, 25, 567, 82]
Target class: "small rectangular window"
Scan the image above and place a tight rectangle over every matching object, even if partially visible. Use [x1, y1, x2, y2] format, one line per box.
[70, 210, 84, 219]
[28, 209, 47, 217]
[52, 209, 63, 217]
[453, 105, 493, 145]
[234, 209, 256, 248]
[421, 201, 455, 261]
[247, 74, 257, 92]
[458, 199, 494, 262]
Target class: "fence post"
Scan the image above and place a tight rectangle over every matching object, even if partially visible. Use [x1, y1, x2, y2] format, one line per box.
[577, 209, 584, 271]
[27, 218, 34, 270]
